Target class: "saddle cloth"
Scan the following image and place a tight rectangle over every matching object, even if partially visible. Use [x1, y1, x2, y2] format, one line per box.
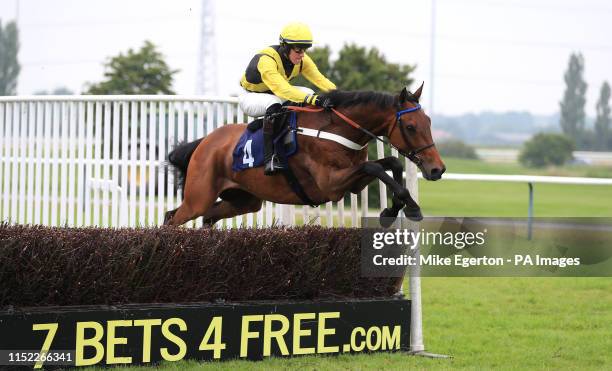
[232, 112, 298, 172]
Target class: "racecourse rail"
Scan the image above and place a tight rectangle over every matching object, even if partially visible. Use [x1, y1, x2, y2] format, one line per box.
[0, 95, 422, 229]
[1, 94, 610, 229]
[430, 173, 612, 238]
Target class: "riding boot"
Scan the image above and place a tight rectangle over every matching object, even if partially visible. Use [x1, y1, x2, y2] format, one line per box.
[263, 103, 286, 175]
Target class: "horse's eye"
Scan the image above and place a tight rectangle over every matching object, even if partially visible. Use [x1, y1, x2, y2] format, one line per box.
[405, 124, 416, 132]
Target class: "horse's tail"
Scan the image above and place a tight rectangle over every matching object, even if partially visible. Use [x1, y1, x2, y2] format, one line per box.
[167, 138, 203, 191]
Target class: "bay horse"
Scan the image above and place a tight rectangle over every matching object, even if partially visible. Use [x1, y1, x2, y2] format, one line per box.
[164, 84, 445, 227]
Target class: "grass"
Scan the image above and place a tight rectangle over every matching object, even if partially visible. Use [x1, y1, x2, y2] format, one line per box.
[419, 157, 612, 218]
[421, 277, 612, 370]
[419, 181, 612, 217]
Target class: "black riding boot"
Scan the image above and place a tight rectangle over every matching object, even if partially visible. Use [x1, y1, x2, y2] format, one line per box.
[263, 103, 286, 175]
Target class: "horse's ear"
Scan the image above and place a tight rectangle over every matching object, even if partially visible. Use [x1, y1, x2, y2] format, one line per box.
[413, 82, 424, 101]
[399, 87, 409, 102]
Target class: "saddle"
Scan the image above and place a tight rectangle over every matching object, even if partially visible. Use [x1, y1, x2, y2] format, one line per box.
[232, 110, 319, 206]
[232, 111, 298, 172]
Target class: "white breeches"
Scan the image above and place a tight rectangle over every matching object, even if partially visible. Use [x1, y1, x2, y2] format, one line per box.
[238, 86, 315, 118]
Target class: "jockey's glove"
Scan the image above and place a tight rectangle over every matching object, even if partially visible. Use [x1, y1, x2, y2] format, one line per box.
[306, 94, 333, 109]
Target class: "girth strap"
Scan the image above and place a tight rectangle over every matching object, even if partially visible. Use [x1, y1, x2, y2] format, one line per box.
[281, 167, 319, 208]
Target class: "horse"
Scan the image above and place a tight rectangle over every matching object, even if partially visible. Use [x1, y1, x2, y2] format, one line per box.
[163, 84, 445, 227]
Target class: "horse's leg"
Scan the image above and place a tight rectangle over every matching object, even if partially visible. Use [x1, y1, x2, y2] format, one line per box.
[168, 197, 216, 227]
[163, 208, 178, 225]
[349, 157, 418, 209]
[315, 160, 422, 223]
[360, 161, 422, 222]
[378, 157, 422, 220]
[348, 159, 404, 222]
[166, 170, 219, 227]
[201, 194, 263, 227]
[372, 157, 418, 220]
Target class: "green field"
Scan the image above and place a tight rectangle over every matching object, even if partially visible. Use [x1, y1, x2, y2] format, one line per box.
[80, 158, 612, 370]
[419, 158, 612, 218]
[420, 181, 612, 217]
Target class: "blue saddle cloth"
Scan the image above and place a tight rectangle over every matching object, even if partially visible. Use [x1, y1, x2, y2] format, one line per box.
[232, 112, 298, 172]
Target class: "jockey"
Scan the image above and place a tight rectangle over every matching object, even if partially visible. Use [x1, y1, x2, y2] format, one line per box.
[239, 22, 336, 175]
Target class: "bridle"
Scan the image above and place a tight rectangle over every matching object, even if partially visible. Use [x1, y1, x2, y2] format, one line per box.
[388, 103, 436, 167]
[287, 102, 436, 167]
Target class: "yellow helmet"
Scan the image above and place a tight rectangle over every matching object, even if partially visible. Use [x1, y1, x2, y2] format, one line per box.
[279, 22, 313, 48]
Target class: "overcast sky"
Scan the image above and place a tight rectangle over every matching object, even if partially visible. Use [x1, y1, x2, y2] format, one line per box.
[1, 0, 611, 116]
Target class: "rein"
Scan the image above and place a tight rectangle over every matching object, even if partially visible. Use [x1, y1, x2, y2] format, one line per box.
[286, 104, 435, 167]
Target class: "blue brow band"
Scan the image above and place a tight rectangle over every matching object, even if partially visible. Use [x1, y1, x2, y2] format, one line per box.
[396, 104, 422, 119]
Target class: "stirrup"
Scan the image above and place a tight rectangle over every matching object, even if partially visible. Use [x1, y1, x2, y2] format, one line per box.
[264, 155, 287, 175]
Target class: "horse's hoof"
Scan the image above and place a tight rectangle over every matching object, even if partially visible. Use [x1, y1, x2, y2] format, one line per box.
[403, 207, 423, 221]
[379, 208, 398, 228]
[163, 210, 176, 226]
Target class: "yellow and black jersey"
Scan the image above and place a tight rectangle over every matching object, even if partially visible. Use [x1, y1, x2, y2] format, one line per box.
[240, 45, 336, 103]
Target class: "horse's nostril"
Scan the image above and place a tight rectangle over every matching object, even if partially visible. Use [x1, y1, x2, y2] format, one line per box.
[429, 167, 445, 180]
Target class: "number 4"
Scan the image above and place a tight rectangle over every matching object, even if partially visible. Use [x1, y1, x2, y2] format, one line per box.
[243, 139, 255, 167]
[199, 317, 226, 359]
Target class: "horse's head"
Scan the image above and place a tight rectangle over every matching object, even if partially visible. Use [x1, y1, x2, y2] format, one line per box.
[386, 83, 446, 180]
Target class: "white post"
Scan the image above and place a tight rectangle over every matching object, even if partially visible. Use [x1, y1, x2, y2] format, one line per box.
[112, 102, 121, 227]
[76, 102, 85, 226]
[68, 102, 77, 226]
[119, 185, 128, 227]
[280, 204, 292, 226]
[0, 103, 7, 222]
[138, 101, 147, 227]
[166, 102, 176, 227]
[18, 102, 27, 224]
[93, 102, 103, 226]
[129, 101, 139, 227]
[406, 159, 449, 358]
[377, 141, 387, 210]
[405, 160, 423, 351]
[102, 102, 112, 227]
[157, 101, 167, 226]
[147, 101, 156, 226]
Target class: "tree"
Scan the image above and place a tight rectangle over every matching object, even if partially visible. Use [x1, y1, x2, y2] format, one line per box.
[437, 140, 478, 159]
[332, 43, 415, 91]
[519, 133, 574, 168]
[559, 53, 587, 140]
[305, 45, 333, 78]
[294, 43, 415, 93]
[0, 20, 20, 95]
[85, 41, 178, 94]
[594, 81, 611, 151]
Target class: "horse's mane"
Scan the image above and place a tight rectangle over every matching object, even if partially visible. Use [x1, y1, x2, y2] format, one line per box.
[319, 89, 418, 108]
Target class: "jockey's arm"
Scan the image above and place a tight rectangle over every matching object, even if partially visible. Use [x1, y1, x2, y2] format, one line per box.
[301, 54, 337, 92]
[258, 56, 312, 103]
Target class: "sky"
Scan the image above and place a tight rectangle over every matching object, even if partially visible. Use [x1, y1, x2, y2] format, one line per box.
[1, 0, 611, 116]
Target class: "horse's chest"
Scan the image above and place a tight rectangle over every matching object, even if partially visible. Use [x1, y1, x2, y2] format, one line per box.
[328, 152, 365, 169]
